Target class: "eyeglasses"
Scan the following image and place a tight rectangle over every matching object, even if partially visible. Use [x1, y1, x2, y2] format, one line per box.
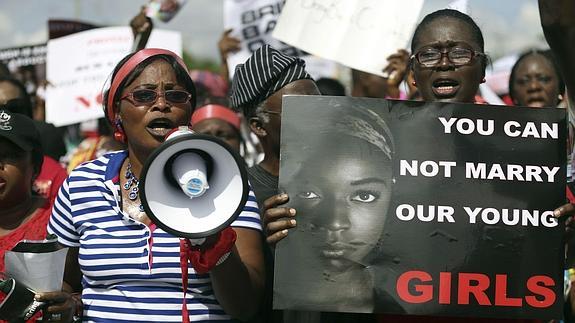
[412, 47, 485, 68]
[121, 89, 192, 105]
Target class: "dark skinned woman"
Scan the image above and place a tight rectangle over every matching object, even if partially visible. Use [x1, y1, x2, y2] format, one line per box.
[38, 48, 264, 323]
[264, 9, 543, 323]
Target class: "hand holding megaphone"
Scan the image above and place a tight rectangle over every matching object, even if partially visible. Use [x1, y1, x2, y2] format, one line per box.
[181, 227, 237, 274]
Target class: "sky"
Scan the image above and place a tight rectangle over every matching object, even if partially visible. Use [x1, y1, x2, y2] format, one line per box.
[0, 0, 547, 63]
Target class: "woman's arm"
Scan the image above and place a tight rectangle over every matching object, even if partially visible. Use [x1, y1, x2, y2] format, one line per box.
[62, 247, 82, 293]
[539, 0, 575, 97]
[209, 228, 265, 321]
[130, 6, 153, 52]
[218, 29, 241, 84]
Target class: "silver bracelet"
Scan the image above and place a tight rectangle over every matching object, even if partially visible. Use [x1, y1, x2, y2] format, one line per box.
[215, 252, 231, 266]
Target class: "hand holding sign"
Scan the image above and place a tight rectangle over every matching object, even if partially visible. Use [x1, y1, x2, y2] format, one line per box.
[262, 193, 296, 245]
[130, 6, 153, 51]
[219, 29, 241, 62]
[381, 49, 410, 99]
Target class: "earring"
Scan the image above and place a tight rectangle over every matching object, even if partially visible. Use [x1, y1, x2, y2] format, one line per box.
[559, 94, 564, 101]
[114, 130, 126, 143]
[114, 119, 126, 143]
[411, 80, 417, 87]
[481, 78, 486, 84]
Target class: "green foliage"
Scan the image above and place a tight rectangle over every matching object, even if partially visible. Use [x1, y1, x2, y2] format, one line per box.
[182, 50, 219, 72]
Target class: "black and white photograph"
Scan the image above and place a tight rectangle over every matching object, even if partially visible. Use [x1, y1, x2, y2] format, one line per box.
[274, 95, 566, 320]
[275, 96, 396, 313]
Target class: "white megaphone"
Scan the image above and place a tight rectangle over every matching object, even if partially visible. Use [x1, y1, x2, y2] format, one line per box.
[139, 126, 250, 239]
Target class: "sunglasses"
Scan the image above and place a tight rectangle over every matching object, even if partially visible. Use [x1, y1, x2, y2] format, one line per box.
[121, 89, 192, 105]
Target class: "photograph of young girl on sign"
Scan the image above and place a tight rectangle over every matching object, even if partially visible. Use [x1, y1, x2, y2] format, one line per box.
[274, 97, 402, 314]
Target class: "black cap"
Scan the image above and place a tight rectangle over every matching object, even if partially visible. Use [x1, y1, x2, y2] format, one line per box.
[0, 110, 42, 152]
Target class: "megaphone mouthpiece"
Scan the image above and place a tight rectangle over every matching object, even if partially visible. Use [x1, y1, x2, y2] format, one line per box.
[172, 152, 210, 199]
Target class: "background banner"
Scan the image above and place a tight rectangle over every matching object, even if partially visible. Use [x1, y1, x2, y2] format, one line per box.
[0, 44, 47, 99]
[274, 95, 566, 320]
[45, 26, 182, 127]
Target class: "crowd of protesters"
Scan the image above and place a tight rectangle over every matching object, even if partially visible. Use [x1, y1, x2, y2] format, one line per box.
[1, 0, 575, 322]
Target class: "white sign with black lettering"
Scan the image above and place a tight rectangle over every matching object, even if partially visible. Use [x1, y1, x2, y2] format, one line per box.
[224, 0, 306, 76]
[272, 0, 424, 76]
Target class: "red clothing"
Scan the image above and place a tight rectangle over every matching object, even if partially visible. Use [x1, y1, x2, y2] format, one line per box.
[34, 156, 67, 202]
[0, 201, 51, 323]
[0, 200, 51, 273]
[474, 95, 488, 105]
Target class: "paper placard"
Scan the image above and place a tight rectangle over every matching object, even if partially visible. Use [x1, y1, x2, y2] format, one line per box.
[5, 247, 68, 293]
[272, 0, 424, 76]
[45, 26, 182, 127]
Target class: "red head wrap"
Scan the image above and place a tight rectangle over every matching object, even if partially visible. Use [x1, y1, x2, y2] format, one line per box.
[191, 104, 241, 130]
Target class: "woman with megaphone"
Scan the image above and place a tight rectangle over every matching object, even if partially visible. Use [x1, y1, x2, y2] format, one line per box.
[39, 48, 264, 322]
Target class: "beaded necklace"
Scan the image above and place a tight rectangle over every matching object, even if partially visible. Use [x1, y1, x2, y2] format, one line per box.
[124, 161, 145, 212]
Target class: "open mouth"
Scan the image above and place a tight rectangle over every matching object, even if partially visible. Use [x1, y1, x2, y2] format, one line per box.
[0, 178, 6, 191]
[146, 118, 175, 138]
[526, 97, 547, 108]
[432, 79, 460, 98]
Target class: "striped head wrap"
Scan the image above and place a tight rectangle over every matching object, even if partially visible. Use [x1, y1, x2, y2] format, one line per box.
[229, 45, 311, 115]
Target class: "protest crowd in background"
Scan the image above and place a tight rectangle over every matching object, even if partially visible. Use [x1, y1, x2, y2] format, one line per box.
[0, 0, 575, 322]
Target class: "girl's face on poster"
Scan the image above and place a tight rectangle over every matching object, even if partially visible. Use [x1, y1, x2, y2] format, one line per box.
[292, 136, 392, 273]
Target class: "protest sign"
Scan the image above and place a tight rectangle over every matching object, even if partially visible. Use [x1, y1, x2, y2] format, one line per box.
[48, 19, 99, 40]
[223, 0, 339, 79]
[272, 0, 424, 76]
[0, 44, 47, 97]
[224, 0, 304, 73]
[274, 95, 565, 320]
[45, 26, 182, 127]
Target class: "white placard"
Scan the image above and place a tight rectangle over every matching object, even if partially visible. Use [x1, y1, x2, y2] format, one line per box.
[45, 27, 182, 127]
[223, 0, 339, 80]
[224, 0, 305, 76]
[447, 0, 469, 14]
[272, 0, 424, 76]
[5, 249, 68, 293]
